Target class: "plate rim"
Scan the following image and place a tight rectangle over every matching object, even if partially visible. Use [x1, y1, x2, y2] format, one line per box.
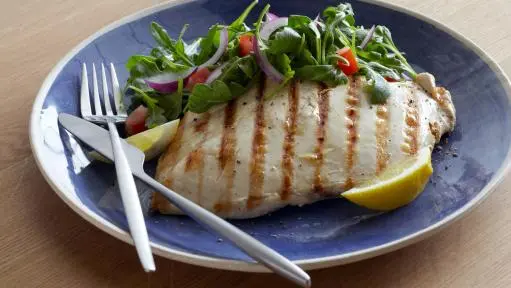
[29, 0, 511, 272]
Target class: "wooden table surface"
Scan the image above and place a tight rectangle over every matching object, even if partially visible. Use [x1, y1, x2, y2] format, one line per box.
[1, 0, 511, 287]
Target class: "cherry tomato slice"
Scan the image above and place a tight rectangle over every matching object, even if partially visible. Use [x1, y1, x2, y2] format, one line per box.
[125, 105, 148, 136]
[337, 47, 359, 75]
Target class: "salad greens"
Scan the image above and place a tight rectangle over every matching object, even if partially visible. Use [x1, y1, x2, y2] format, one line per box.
[125, 1, 416, 127]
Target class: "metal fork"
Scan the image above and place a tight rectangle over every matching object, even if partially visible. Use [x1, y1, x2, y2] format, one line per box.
[81, 63, 155, 272]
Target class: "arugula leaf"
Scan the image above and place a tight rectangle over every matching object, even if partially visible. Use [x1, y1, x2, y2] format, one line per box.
[128, 85, 168, 127]
[218, 55, 258, 84]
[295, 48, 318, 66]
[287, 15, 322, 63]
[125, 55, 161, 79]
[288, 15, 312, 27]
[187, 80, 233, 113]
[151, 22, 174, 49]
[295, 65, 347, 86]
[254, 4, 270, 40]
[360, 66, 391, 104]
[323, 3, 354, 28]
[373, 25, 416, 78]
[230, 0, 258, 33]
[150, 22, 194, 66]
[146, 106, 168, 128]
[195, 25, 222, 65]
[273, 53, 294, 78]
[157, 92, 183, 121]
[268, 27, 303, 54]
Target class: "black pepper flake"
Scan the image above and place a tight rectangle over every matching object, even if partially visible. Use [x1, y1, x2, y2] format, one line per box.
[452, 153, 458, 157]
[193, 118, 198, 122]
[236, 160, 241, 164]
[242, 102, 247, 105]
[445, 166, 449, 170]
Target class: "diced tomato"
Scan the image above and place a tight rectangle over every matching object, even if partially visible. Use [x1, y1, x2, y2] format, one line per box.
[336, 47, 359, 75]
[239, 34, 254, 57]
[186, 67, 211, 90]
[385, 77, 398, 82]
[125, 105, 148, 136]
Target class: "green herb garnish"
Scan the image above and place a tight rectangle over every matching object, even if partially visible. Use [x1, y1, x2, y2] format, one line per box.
[125, 1, 416, 125]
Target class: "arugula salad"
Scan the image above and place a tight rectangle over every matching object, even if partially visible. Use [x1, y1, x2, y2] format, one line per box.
[124, 1, 416, 134]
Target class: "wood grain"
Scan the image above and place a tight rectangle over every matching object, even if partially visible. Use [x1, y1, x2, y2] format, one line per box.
[1, 0, 511, 287]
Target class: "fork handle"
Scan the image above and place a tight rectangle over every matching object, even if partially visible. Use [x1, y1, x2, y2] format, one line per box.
[107, 122, 155, 272]
[135, 172, 311, 288]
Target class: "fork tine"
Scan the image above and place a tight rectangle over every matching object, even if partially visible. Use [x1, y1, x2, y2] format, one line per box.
[92, 63, 103, 115]
[80, 63, 92, 117]
[101, 63, 113, 115]
[110, 63, 126, 116]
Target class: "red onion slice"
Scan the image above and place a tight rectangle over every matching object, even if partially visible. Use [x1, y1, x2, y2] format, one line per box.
[205, 63, 228, 84]
[253, 37, 285, 83]
[260, 17, 288, 41]
[360, 25, 376, 50]
[145, 67, 195, 93]
[265, 12, 279, 22]
[198, 27, 229, 69]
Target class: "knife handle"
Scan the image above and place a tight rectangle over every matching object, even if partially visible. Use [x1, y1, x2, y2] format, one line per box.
[107, 122, 155, 272]
[135, 172, 311, 288]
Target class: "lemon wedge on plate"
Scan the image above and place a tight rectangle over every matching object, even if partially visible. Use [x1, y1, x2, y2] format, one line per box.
[89, 119, 180, 162]
[342, 148, 433, 211]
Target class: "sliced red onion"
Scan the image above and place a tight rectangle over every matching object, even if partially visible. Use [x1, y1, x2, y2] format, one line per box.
[198, 27, 228, 69]
[360, 25, 376, 50]
[253, 37, 285, 83]
[145, 67, 195, 93]
[205, 63, 228, 84]
[260, 17, 288, 41]
[265, 12, 279, 22]
[313, 14, 325, 31]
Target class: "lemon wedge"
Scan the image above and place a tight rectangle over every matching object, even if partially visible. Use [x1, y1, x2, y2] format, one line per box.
[342, 148, 433, 211]
[89, 119, 180, 162]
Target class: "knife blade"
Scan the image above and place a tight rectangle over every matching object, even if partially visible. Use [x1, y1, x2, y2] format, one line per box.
[58, 113, 145, 173]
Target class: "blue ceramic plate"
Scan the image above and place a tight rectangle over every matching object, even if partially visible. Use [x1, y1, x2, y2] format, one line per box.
[30, 0, 511, 271]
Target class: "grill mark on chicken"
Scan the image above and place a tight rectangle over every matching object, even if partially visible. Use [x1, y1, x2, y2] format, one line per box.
[344, 77, 360, 190]
[247, 77, 267, 209]
[375, 105, 390, 174]
[152, 113, 188, 210]
[194, 114, 210, 133]
[214, 100, 238, 213]
[313, 83, 330, 194]
[280, 80, 299, 201]
[184, 113, 211, 205]
[402, 89, 420, 155]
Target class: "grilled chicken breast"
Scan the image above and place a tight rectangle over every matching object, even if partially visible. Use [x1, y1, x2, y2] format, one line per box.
[152, 73, 455, 219]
